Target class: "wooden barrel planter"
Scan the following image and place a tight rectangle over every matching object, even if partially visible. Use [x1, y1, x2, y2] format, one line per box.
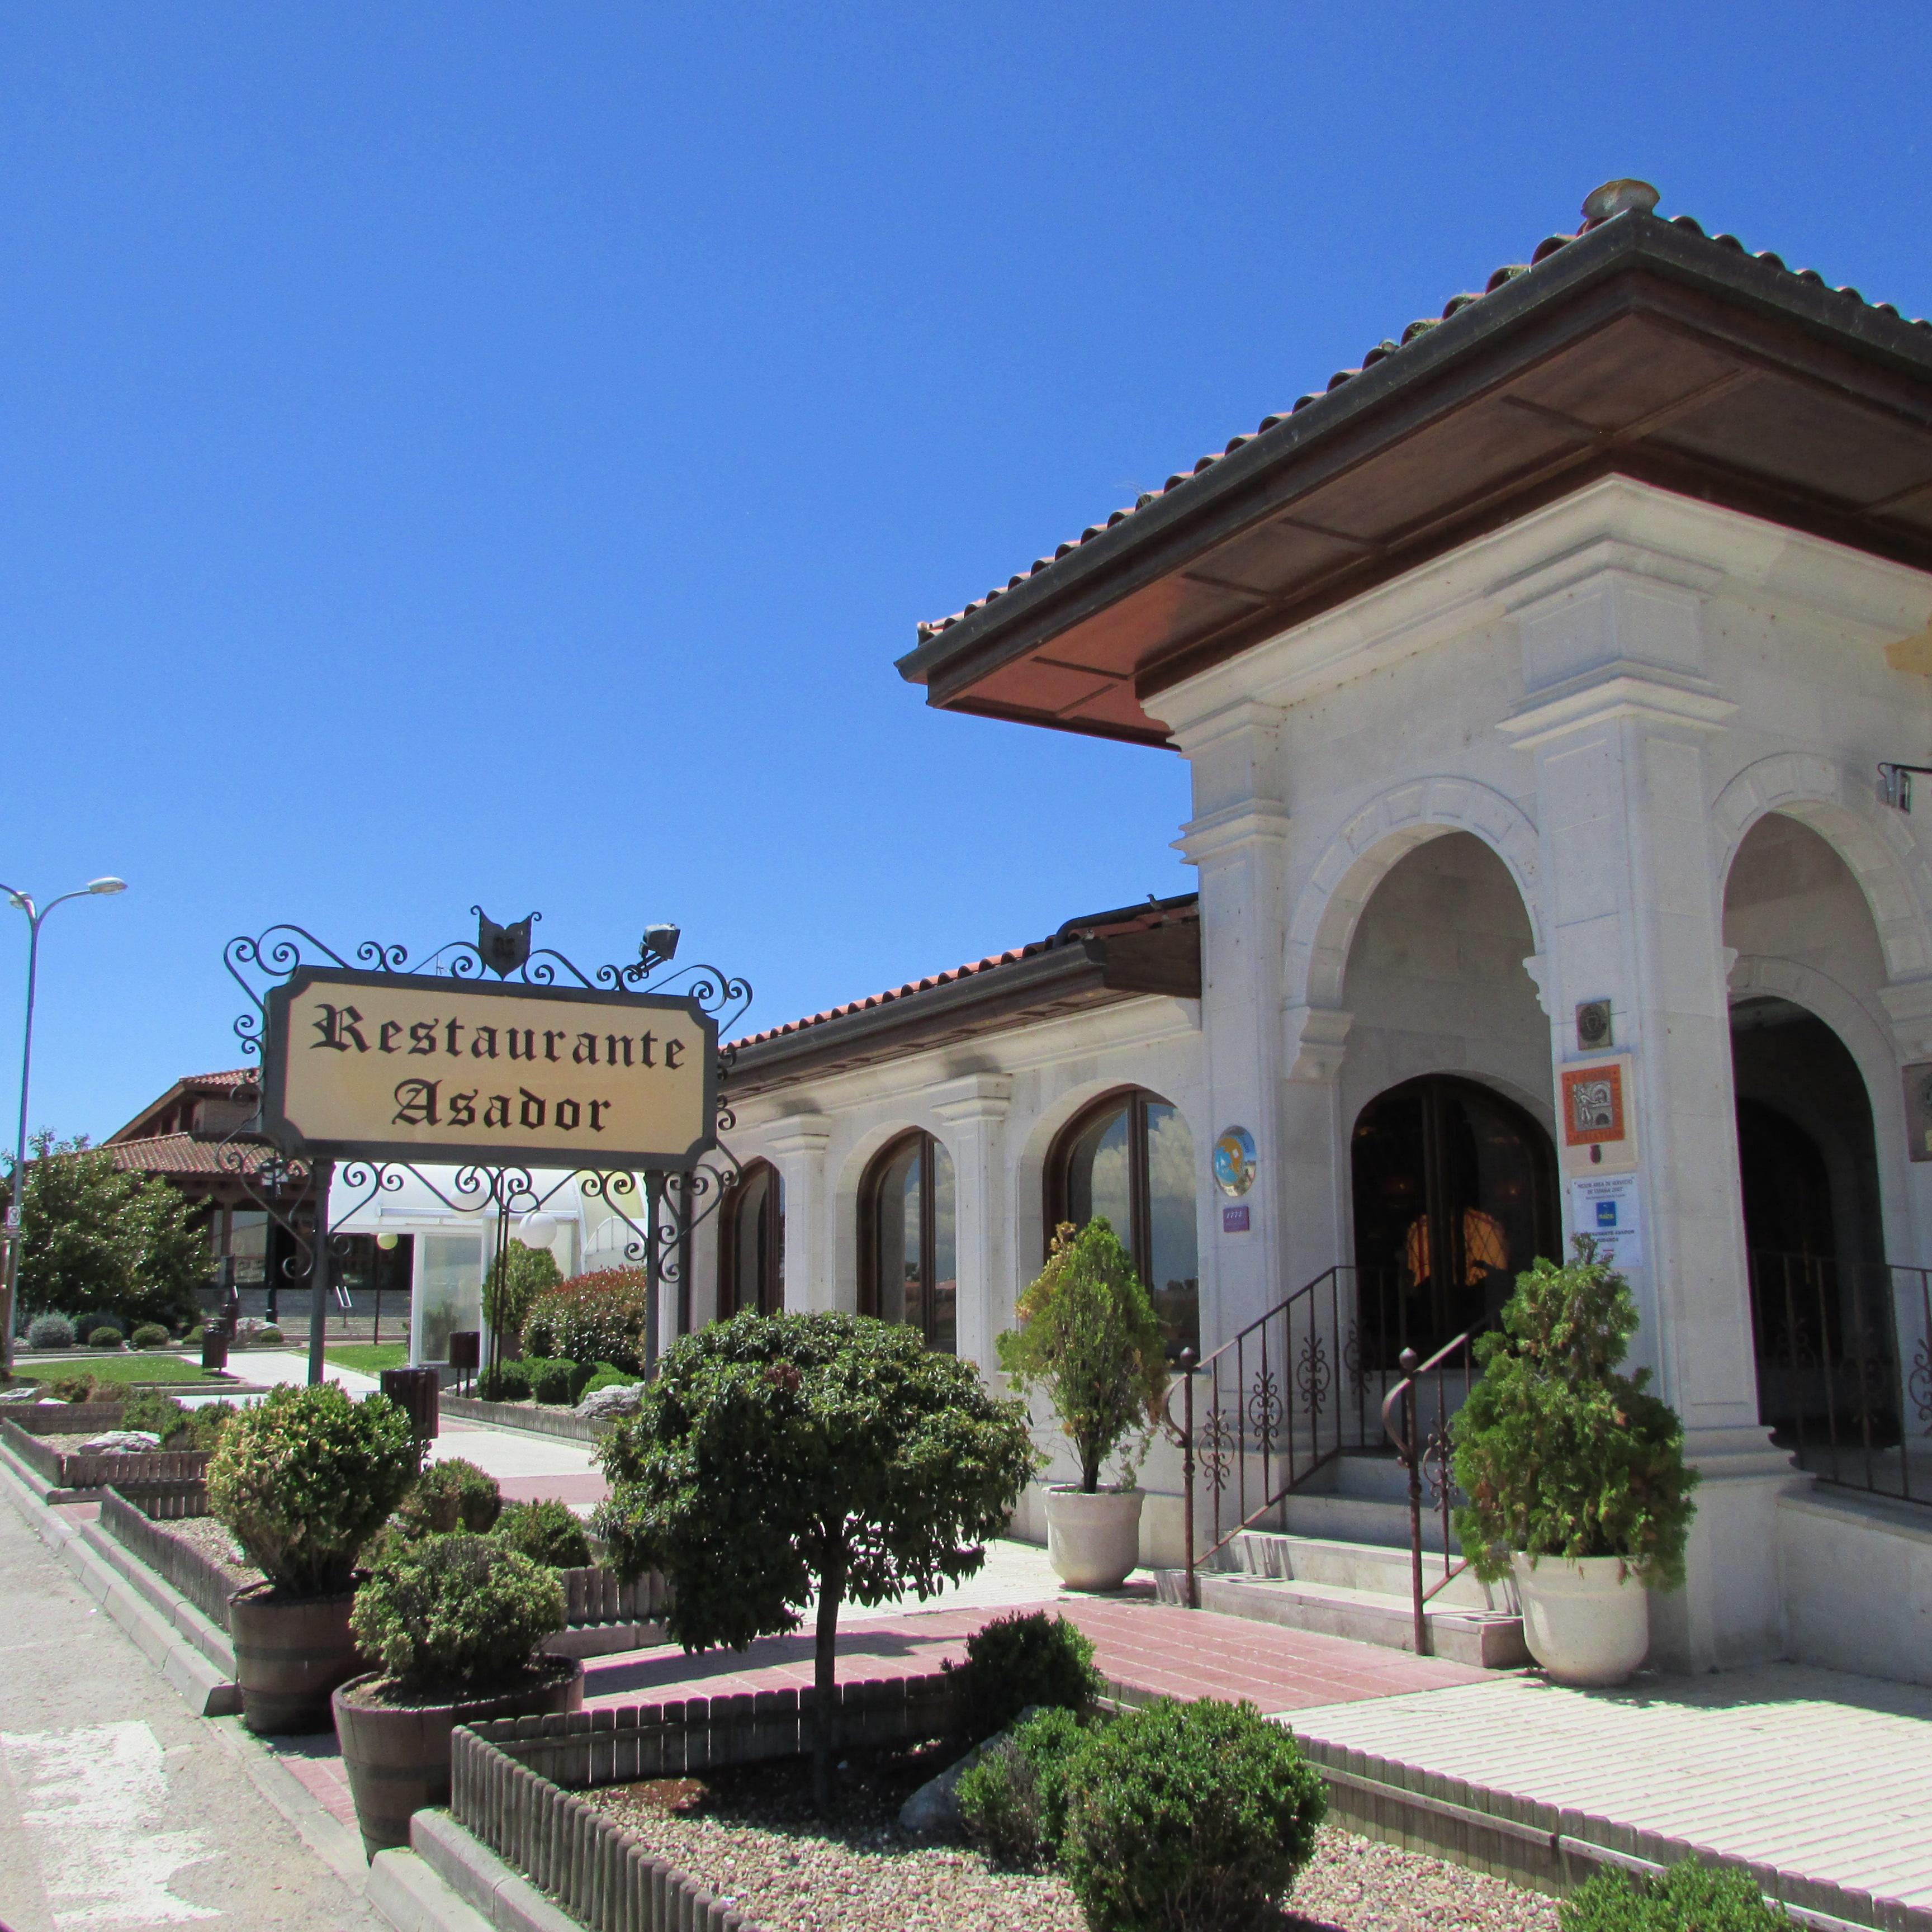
[228, 1584, 363, 1734]
[333, 1656, 583, 1856]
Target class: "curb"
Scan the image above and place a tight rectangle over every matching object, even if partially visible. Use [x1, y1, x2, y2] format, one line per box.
[0, 1442, 239, 1716]
[409, 1809, 586, 1932]
[367, 1848, 494, 1932]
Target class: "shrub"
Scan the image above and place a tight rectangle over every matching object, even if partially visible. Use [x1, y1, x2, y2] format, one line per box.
[958, 1704, 1090, 1866]
[478, 1359, 532, 1401]
[207, 1384, 420, 1596]
[1452, 1241, 1699, 1591]
[394, 1458, 503, 1538]
[26, 1313, 74, 1351]
[950, 1609, 1104, 1744]
[528, 1358, 591, 1406]
[87, 1326, 125, 1349]
[350, 1532, 565, 1691]
[494, 1498, 592, 1569]
[1060, 1698, 1327, 1932]
[74, 1310, 126, 1342]
[46, 1372, 98, 1402]
[1561, 1858, 1788, 1932]
[129, 1323, 171, 1349]
[997, 1220, 1167, 1491]
[122, 1389, 240, 1451]
[255, 1325, 284, 1346]
[484, 1242, 562, 1357]
[523, 1267, 652, 1376]
[578, 1363, 639, 1400]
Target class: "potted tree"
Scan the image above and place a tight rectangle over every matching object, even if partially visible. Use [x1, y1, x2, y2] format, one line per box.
[1451, 1241, 1700, 1686]
[333, 1533, 580, 1855]
[997, 1219, 1169, 1591]
[206, 1382, 420, 1732]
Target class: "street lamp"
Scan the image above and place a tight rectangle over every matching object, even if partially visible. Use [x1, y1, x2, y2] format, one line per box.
[0, 876, 127, 1376]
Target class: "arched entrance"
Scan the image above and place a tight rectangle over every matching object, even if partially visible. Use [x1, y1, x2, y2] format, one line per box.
[1349, 1074, 1558, 1366]
[1730, 996, 1897, 1444]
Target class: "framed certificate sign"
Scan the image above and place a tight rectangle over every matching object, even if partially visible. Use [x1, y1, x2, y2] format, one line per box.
[261, 967, 719, 1172]
[1559, 1054, 1637, 1176]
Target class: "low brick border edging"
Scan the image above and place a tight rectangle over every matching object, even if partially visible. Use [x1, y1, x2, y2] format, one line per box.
[441, 1394, 616, 1442]
[0, 1417, 212, 1500]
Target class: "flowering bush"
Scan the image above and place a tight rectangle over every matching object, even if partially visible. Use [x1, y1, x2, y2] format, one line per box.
[522, 1268, 651, 1375]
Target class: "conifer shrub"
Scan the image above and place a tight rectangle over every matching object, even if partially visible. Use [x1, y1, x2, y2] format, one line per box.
[129, 1323, 172, 1349]
[395, 1457, 503, 1538]
[522, 1268, 651, 1376]
[1452, 1240, 1699, 1590]
[1059, 1698, 1326, 1932]
[1561, 1858, 1789, 1932]
[493, 1498, 591, 1569]
[949, 1608, 1104, 1743]
[351, 1532, 565, 1692]
[957, 1704, 1089, 1867]
[207, 1384, 419, 1597]
[26, 1313, 74, 1351]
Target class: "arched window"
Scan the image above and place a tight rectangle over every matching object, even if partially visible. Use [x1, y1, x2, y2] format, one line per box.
[859, 1130, 956, 1352]
[719, 1160, 784, 1319]
[1047, 1089, 1198, 1358]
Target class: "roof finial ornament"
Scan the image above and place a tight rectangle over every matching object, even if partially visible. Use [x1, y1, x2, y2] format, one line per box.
[1581, 178, 1661, 227]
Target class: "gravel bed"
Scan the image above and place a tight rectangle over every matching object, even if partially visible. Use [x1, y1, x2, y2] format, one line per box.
[588, 1749, 1560, 1932]
[159, 1516, 262, 1594]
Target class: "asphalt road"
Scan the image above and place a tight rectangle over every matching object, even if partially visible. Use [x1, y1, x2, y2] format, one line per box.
[0, 1499, 380, 1932]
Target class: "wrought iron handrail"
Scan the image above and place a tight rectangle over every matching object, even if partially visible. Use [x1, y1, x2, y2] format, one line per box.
[1163, 1265, 1383, 1609]
[1380, 1330, 1476, 1656]
[1748, 1248, 1931, 1509]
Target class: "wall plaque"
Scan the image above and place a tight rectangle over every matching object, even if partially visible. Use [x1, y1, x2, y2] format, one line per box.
[1559, 1054, 1637, 1175]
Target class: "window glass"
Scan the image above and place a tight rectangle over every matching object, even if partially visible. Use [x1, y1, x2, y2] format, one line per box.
[228, 1210, 269, 1287]
[862, 1133, 954, 1352]
[1144, 1102, 1199, 1357]
[1065, 1101, 1133, 1245]
[416, 1233, 484, 1364]
[871, 1140, 918, 1327]
[731, 1165, 783, 1316]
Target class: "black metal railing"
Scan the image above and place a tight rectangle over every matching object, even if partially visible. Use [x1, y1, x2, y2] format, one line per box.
[1749, 1249, 1932, 1507]
[1380, 1331, 1476, 1654]
[1164, 1265, 1389, 1608]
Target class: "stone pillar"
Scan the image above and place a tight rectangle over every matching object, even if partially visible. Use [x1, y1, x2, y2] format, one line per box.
[763, 1115, 833, 1313]
[932, 1075, 1014, 1375]
[1500, 546, 1796, 1670]
[1173, 700, 1291, 1353]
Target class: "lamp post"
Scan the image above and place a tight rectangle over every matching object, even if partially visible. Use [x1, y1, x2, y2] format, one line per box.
[0, 877, 128, 1377]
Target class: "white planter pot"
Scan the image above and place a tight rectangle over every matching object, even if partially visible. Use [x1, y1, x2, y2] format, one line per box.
[1511, 1553, 1649, 1687]
[1044, 1485, 1144, 1591]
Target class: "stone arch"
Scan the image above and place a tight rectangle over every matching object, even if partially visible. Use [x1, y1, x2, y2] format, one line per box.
[1286, 778, 1545, 1021]
[1727, 952, 1914, 1262]
[1713, 752, 1932, 984]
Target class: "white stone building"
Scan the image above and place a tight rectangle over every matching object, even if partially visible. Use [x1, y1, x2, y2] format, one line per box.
[695, 183, 1932, 1684]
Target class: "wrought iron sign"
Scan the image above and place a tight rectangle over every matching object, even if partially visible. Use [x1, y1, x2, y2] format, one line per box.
[212, 905, 750, 1383]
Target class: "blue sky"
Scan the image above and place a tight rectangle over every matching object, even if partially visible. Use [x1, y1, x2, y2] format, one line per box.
[4, 2, 1929, 1143]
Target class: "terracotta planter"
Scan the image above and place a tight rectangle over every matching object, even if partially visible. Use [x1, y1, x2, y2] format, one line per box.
[333, 1656, 584, 1856]
[228, 1584, 362, 1734]
[1044, 1484, 1144, 1590]
[1512, 1553, 1650, 1687]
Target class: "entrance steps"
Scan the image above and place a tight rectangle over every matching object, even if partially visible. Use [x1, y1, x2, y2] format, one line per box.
[1154, 1454, 1530, 1670]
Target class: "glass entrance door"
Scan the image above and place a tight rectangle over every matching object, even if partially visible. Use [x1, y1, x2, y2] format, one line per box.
[1350, 1075, 1557, 1366]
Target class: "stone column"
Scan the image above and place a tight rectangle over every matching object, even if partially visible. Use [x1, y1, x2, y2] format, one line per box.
[1172, 700, 1291, 1355]
[1500, 544, 1795, 1670]
[932, 1074, 1014, 1375]
[763, 1115, 833, 1313]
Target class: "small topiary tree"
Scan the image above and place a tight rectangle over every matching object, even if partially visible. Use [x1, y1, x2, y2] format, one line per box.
[594, 1310, 1037, 1808]
[394, 1457, 503, 1538]
[1452, 1240, 1699, 1590]
[1060, 1697, 1327, 1931]
[949, 1608, 1103, 1743]
[351, 1533, 565, 1692]
[482, 1242, 562, 1362]
[493, 1498, 591, 1569]
[998, 1220, 1168, 1493]
[1561, 1857, 1790, 1932]
[207, 1384, 420, 1597]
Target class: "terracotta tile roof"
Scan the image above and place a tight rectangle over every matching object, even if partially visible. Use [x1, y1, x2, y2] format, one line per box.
[181, 1069, 257, 1091]
[728, 894, 1198, 1052]
[915, 179, 1932, 647]
[106, 1133, 277, 1178]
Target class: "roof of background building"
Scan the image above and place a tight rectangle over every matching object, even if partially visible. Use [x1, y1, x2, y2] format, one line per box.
[104, 1133, 276, 1179]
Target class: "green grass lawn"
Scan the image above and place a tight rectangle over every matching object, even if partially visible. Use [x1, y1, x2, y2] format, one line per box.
[323, 1342, 409, 1376]
[20, 1354, 225, 1386]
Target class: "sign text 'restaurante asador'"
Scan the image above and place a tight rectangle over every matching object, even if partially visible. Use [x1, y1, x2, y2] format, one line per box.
[262, 968, 718, 1170]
